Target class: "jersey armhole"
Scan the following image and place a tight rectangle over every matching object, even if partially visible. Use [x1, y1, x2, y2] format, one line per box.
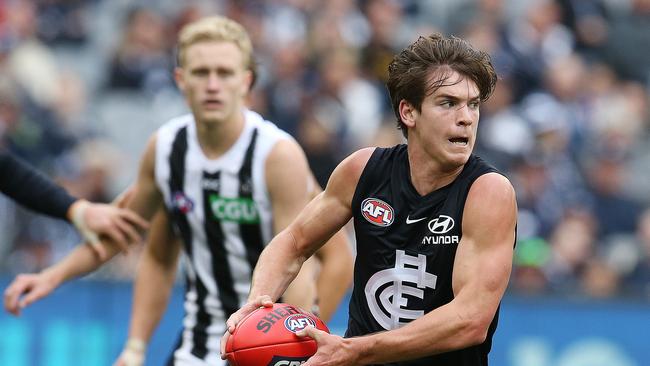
[350, 147, 385, 211]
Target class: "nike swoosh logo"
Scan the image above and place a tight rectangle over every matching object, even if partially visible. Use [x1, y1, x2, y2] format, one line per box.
[406, 216, 427, 224]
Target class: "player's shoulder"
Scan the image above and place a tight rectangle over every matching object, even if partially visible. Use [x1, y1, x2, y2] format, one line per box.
[157, 113, 193, 135]
[469, 172, 515, 206]
[245, 109, 292, 142]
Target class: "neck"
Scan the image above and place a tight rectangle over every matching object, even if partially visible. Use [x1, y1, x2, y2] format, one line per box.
[195, 109, 246, 159]
[407, 143, 464, 196]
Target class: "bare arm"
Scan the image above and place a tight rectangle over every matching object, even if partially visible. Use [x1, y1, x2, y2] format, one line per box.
[3, 135, 164, 315]
[313, 223, 353, 322]
[302, 173, 517, 365]
[115, 208, 182, 366]
[262, 138, 314, 309]
[283, 174, 354, 319]
[308, 174, 353, 322]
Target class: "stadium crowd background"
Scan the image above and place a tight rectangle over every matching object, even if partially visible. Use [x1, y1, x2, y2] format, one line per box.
[0, 0, 649, 302]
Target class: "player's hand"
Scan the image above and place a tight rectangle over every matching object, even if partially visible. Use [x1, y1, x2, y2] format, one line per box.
[3, 272, 58, 316]
[220, 295, 274, 358]
[69, 200, 149, 258]
[113, 338, 146, 366]
[296, 326, 356, 366]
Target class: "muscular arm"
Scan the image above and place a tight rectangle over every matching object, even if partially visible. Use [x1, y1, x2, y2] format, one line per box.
[262, 138, 314, 309]
[313, 224, 353, 322]
[248, 148, 372, 304]
[308, 174, 353, 322]
[348, 173, 517, 363]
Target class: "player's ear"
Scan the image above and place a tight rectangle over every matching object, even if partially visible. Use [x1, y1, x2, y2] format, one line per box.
[241, 69, 253, 96]
[399, 100, 418, 129]
[174, 67, 186, 93]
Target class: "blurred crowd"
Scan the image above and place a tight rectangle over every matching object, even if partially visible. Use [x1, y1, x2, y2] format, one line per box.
[1, 0, 649, 300]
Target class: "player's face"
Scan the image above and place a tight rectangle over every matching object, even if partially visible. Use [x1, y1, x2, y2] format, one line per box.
[410, 70, 480, 170]
[175, 41, 252, 126]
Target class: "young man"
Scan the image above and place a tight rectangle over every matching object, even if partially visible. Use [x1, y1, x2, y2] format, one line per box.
[223, 34, 517, 365]
[0, 149, 148, 252]
[3, 16, 352, 366]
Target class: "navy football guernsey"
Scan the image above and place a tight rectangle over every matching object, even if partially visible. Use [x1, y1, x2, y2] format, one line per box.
[346, 144, 510, 366]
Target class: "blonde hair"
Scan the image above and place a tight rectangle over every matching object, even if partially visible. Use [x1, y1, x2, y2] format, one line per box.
[177, 16, 253, 70]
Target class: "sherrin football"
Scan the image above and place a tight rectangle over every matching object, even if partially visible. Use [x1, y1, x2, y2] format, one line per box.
[225, 303, 329, 366]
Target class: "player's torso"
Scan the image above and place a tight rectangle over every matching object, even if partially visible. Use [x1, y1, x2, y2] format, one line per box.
[348, 145, 496, 366]
[152, 111, 289, 364]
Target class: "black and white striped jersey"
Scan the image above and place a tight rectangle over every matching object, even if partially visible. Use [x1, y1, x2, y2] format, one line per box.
[154, 109, 292, 365]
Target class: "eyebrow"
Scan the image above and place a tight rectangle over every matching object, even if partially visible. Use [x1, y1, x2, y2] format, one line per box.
[435, 93, 481, 102]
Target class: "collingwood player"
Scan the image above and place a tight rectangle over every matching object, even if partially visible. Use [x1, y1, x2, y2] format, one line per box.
[3, 16, 353, 366]
[224, 34, 517, 366]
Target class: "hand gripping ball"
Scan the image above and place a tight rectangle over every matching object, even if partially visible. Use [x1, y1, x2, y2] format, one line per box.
[225, 303, 329, 366]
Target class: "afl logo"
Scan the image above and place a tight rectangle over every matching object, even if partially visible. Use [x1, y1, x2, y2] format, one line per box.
[428, 215, 454, 234]
[172, 191, 194, 214]
[284, 314, 316, 333]
[361, 198, 394, 227]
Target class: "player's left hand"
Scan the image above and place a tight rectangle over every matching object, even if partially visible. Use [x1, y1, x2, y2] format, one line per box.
[3, 272, 58, 316]
[220, 295, 274, 358]
[296, 326, 357, 366]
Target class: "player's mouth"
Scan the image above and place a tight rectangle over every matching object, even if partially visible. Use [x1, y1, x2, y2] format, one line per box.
[203, 99, 223, 109]
[448, 137, 469, 146]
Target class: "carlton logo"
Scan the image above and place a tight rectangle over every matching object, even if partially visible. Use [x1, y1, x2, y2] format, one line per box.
[361, 198, 394, 227]
[267, 356, 308, 366]
[284, 314, 316, 333]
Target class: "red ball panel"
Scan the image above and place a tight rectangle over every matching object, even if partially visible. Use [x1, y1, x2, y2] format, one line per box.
[225, 303, 329, 366]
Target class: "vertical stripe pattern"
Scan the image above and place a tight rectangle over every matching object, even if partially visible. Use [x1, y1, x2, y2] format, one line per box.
[238, 129, 266, 274]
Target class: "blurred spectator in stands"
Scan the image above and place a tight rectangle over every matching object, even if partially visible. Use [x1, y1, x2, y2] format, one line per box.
[580, 257, 621, 298]
[584, 143, 643, 239]
[263, 42, 311, 136]
[297, 103, 342, 188]
[501, 0, 574, 101]
[106, 7, 173, 94]
[602, 0, 650, 83]
[544, 209, 598, 295]
[626, 208, 650, 298]
[313, 47, 383, 152]
[511, 237, 551, 294]
[36, 0, 90, 46]
[555, 0, 609, 61]
[514, 93, 592, 237]
[4, 0, 61, 110]
[360, 0, 409, 84]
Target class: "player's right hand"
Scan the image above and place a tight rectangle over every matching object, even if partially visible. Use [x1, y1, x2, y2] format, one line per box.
[220, 295, 274, 358]
[113, 338, 146, 366]
[3, 272, 57, 316]
[70, 200, 149, 258]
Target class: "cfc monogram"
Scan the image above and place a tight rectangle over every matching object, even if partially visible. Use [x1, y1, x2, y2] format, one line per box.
[365, 250, 437, 330]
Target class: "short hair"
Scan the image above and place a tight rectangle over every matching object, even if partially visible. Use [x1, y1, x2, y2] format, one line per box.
[177, 16, 254, 73]
[386, 33, 497, 138]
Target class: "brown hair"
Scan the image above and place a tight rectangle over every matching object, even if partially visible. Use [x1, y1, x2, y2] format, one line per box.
[386, 33, 497, 138]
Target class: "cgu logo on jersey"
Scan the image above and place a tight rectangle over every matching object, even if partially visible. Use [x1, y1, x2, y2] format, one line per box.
[284, 314, 316, 333]
[361, 198, 394, 227]
[267, 356, 308, 366]
[172, 191, 194, 214]
[209, 195, 260, 224]
[421, 215, 459, 245]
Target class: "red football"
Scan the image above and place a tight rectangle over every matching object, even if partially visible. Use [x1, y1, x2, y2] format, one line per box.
[225, 303, 329, 366]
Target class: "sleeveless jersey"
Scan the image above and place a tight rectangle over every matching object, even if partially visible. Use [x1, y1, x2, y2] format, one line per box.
[154, 110, 292, 365]
[347, 145, 505, 366]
